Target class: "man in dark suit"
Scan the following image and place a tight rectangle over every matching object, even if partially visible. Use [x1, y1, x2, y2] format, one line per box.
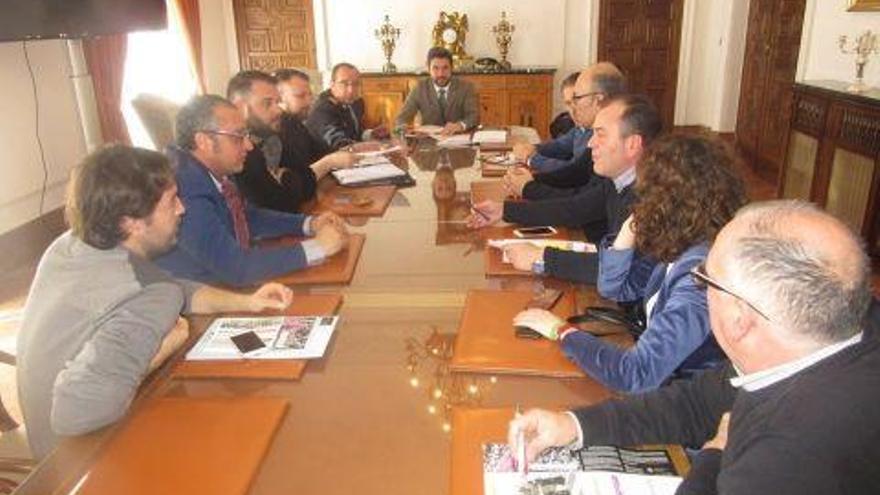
[306, 62, 388, 150]
[468, 94, 662, 285]
[155, 95, 348, 287]
[228, 70, 357, 213]
[394, 47, 479, 135]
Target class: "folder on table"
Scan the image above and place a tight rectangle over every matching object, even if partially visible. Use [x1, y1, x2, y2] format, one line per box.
[72, 396, 288, 495]
[483, 226, 572, 277]
[450, 289, 584, 377]
[270, 233, 365, 286]
[172, 293, 343, 380]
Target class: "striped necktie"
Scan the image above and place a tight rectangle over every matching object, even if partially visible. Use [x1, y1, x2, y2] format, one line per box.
[220, 177, 251, 249]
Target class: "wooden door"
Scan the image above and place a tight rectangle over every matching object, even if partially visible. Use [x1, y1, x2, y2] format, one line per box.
[598, 0, 684, 129]
[232, 0, 318, 71]
[736, 0, 806, 181]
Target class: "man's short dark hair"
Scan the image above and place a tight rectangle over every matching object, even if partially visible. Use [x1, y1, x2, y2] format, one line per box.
[227, 70, 277, 100]
[66, 145, 174, 250]
[273, 68, 310, 83]
[610, 94, 663, 146]
[561, 72, 579, 90]
[331, 62, 358, 82]
[427, 46, 453, 65]
[175, 94, 236, 151]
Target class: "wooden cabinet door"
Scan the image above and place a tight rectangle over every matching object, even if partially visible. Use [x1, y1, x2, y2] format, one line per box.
[465, 75, 508, 128]
[232, 0, 317, 71]
[360, 78, 413, 128]
[598, 0, 683, 128]
[736, 1, 774, 158]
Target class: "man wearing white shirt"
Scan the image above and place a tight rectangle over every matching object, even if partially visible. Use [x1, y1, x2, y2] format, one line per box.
[394, 47, 479, 135]
[508, 200, 880, 495]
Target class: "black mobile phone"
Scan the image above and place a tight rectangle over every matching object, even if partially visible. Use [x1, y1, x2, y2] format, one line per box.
[513, 226, 557, 238]
[514, 325, 543, 340]
[230, 331, 267, 355]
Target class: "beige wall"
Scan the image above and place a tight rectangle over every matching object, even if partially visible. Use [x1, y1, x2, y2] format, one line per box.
[799, 0, 880, 87]
[0, 40, 93, 235]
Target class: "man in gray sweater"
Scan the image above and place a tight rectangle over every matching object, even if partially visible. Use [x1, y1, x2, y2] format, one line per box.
[17, 145, 295, 459]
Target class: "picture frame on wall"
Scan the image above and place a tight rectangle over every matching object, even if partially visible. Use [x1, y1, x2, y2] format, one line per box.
[848, 0, 880, 11]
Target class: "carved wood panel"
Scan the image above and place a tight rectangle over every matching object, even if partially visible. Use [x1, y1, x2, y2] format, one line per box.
[598, 0, 683, 129]
[736, 0, 806, 182]
[233, 0, 317, 72]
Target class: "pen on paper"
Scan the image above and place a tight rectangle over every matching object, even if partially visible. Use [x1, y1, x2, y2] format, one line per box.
[470, 204, 490, 222]
[515, 404, 527, 476]
[612, 473, 624, 495]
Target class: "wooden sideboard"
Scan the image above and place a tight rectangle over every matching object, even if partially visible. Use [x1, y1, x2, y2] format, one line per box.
[360, 70, 556, 139]
[780, 80, 880, 256]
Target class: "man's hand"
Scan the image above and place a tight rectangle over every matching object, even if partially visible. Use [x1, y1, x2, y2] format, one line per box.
[314, 223, 349, 256]
[441, 122, 465, 136]
[247, 283, 294, 312]
[503, 167, 534, 198]
[513, 308, 565, 340]
[467, 200, 503, 228]
[369, 125, 390, 140]
[325, 150, 359, 169]
[148, 318, 189, 372]
[503, 244, 544, 271]
[311, 211, 345, 232]
[703, 412, 731, 451]
[508, 409, 579, 463]
[512, 142, 536, 162]
[612, 214, 636, 251]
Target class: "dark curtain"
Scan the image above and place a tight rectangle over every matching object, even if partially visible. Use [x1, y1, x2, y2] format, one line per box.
[82, 34, 131, 144]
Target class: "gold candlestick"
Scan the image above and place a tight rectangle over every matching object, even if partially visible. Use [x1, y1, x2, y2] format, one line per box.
[491, 11, 515, 70]
[839, 30, 878, 93]
[375, 14, 401, 73]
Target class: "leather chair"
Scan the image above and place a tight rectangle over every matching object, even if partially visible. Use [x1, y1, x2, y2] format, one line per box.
[131, 94, 180, 151]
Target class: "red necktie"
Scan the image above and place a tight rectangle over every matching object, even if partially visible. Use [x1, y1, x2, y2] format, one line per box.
[220, 178, 251, 249]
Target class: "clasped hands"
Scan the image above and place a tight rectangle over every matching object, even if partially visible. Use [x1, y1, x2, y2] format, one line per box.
[311, 211, 350, 256]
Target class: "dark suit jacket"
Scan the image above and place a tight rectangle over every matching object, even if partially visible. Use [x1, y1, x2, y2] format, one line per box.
[155, 146, 310, 287]
[503, 177, 636, 284]
[306, 90, 365, 150]
[233, 114, 327, 213]
[395, 77, 479, 128]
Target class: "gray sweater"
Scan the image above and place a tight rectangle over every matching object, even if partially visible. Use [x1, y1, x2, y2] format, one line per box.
[17, 232, 195, 458]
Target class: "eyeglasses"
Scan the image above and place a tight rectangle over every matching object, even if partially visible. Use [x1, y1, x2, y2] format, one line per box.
[690, 262, 771, 321]
[201, 129, 251, 145]
[571, 91, 603, 103]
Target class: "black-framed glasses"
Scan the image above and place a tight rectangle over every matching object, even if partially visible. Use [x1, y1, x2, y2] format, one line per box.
[572, 91, 602, 103]
[691, 262, 771, 321]
[201, 129, 252, 144]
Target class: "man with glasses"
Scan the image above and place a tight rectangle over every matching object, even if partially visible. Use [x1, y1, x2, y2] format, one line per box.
[504, 63, 626, 199]
[156, 94, 348, 287]
[470, 94, 660, 284]
[306, 62, 389, 150]
[227, 70, 357, 213]
[508, 200, 880, 495]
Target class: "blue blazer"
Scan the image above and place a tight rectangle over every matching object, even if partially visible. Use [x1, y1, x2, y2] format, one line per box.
[560, 241, 725, 393]
[530, 126, 592, 174]
[155, 146, 310, 287]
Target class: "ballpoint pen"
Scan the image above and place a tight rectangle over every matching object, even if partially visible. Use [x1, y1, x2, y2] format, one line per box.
[515, 404, 528, 476]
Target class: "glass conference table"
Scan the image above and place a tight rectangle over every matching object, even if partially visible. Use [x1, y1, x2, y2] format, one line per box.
[17, 142, 624, 495]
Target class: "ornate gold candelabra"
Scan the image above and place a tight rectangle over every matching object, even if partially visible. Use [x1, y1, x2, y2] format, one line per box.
[375, 14, 401, 73]
[838, 30, 878, 93]
[491, 11, 515, 70]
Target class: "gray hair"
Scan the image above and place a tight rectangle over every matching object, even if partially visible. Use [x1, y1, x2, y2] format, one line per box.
[175, 94, 236, 150]
[727, 200, 871, 344]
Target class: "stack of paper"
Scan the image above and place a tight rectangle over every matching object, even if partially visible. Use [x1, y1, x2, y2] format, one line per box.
[185, 315, 339, 360]
[472, 129, 508, 145]
[331, 162, 406, 185]
[437, 133, 473, 148]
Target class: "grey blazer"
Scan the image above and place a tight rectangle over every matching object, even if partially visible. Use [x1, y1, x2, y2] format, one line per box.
[395, 77, 479, 129]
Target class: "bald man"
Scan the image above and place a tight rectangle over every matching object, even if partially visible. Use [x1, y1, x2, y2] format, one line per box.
[505, 62, 627, 199]
[508, 200, 880, 495]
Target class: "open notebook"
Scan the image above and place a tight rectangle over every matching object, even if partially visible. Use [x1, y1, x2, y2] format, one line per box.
[331, 159, 406, 185]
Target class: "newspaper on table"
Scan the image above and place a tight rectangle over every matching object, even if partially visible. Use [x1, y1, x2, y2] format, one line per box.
[487, 239, 596, 264]
[483, 443, 682, 495]
[185, 315, 340, 360]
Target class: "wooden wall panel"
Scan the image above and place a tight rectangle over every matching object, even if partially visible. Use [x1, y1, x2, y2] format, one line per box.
[233, 0, 317, 71]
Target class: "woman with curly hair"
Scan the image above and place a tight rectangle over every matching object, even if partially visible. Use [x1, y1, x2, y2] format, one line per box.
[515, 132, 748, 392]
